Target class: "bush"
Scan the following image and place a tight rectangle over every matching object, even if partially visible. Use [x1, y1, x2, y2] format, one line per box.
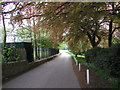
[85, 44, 120, 77]
[85, 47, 103, 62]
[2, 47, 20, 63]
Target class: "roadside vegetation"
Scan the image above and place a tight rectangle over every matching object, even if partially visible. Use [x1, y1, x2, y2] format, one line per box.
[67, 44, 120, 88]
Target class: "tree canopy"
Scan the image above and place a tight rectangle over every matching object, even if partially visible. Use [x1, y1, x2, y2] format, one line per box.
[1, 2, 120, 52]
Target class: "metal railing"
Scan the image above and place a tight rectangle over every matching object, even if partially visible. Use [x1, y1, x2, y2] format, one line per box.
[2, 42, 59, 63]
[35, 47, 59, 60]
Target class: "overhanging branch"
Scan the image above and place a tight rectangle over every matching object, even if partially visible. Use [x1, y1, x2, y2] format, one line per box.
[2, 2, 33, 14]
[112, 27, 120, 34]
[23, 14, 43, 19]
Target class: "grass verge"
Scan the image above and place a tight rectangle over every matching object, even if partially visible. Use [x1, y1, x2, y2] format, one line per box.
[67, 51, 118, 88]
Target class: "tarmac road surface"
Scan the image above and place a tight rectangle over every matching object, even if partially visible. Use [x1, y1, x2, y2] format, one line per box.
[3, 50, 80, 88]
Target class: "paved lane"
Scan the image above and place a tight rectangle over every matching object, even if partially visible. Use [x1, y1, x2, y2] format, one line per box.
[3, 50, 80, 88]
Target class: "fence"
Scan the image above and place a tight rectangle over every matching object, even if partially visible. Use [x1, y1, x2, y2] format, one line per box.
[2, 42, 59, 82]
[2, 42, 59, 63]
[2, 53, 59, 82]
[35, 47, 59, 60]
[2, 42, 33, 63]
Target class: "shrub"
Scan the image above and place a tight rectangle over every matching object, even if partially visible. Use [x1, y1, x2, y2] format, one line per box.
[85, 44, 120, 77]
[85, 47, 103, 63]
[2, 47, 20, 63]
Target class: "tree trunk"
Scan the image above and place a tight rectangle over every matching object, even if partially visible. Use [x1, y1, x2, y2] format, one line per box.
[108, 3, 115, 47]
[87, 30, 101, 48]
[92, 31, 97, 48]
[34, 33, 37, 59]
[108, 20, 113, 47]
[33, 18, 37, 60]
[2, 13, 6, 48]
[87, 32, 97, 48]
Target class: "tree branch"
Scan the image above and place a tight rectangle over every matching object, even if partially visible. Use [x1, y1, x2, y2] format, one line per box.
[96, 34, 101, 45]
[22, 14, 43, 19]
[1, 3, 18, 14]
[56, 2, 71, 15]
[112, 27, 120, 34]
[2, 2, 33, 14]
[86, 32, 92, 43]
[56, 2, 70, 11]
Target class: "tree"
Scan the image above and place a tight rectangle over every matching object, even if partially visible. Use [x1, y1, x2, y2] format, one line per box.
[41, 2, 107, 49]
[107, 2, 120, 47]
[1, 12, 7, 48]
[16, 27, 32, 42]
[41, 2, 120, 50]
[1, 2, 119, 53]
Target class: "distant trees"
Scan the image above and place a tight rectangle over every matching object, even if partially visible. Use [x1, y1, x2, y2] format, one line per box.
[16, 26, 32, 42]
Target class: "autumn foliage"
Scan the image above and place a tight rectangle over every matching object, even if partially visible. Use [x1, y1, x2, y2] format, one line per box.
[0, 2, 120, 52]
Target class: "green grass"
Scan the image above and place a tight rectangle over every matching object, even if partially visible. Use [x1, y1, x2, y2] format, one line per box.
[67, 51, 118, 88]
[77, 55, 85, 58]
[66, 51, 75, 57]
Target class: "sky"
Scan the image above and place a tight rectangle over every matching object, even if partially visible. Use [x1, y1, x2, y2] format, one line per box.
[0, 3, 14, 43]
[0, 3, 30, 43]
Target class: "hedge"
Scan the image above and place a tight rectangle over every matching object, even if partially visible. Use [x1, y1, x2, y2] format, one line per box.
[85, 44, 120, 78]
